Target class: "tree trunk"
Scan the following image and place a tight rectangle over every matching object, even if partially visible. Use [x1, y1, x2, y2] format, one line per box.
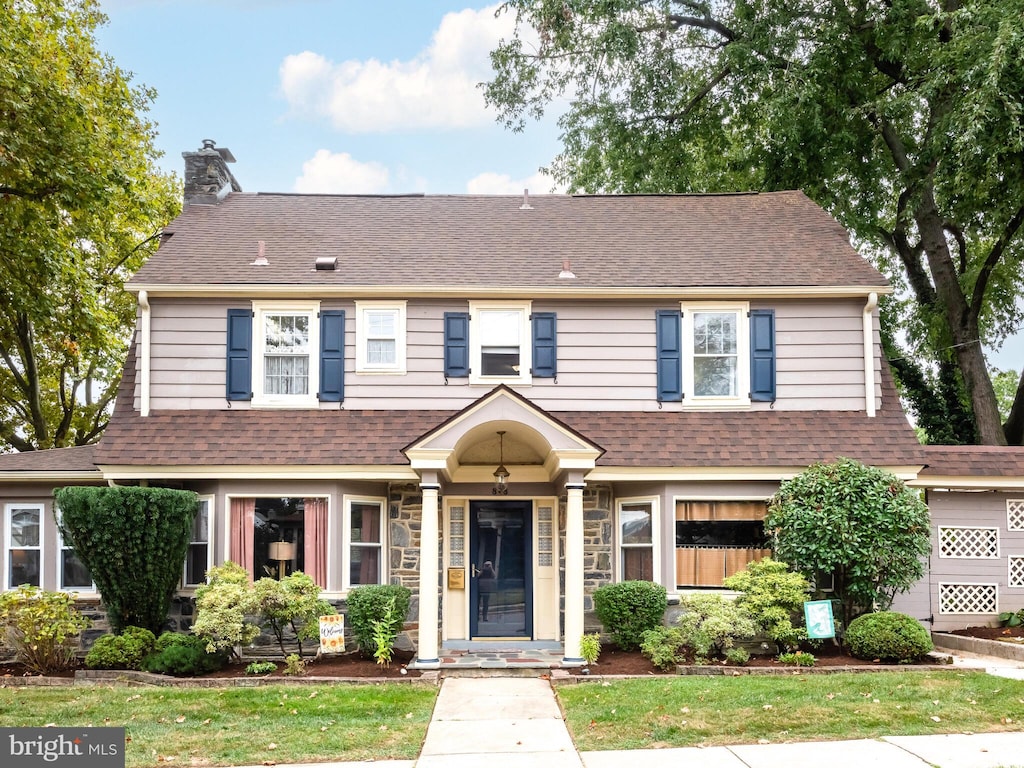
[1005, 370, 1024, 445]
[914, 188, 1007, 445]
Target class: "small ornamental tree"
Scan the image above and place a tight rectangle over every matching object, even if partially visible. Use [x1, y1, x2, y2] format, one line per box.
[722, 558, 811, 653]
[251, 573, 335, 659]
[766, 458, 931, 631]
[55, 486, 198, 635]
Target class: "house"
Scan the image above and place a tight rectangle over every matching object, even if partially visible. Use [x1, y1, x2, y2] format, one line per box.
[1, 141, 1021, 663]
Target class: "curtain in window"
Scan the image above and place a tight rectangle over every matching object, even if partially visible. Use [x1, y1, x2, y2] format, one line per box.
[230, 498, 255, 576]
[303, 497, 328, 588]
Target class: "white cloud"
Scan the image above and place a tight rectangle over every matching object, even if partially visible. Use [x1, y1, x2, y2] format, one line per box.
[293, 150, 390, 193]
[466, 170, 564, 195]
[279, 5, 515, 132]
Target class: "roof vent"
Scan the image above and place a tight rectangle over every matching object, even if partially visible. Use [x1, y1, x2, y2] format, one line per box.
[315, 256, 338, 271]
[559, 258, 576, 279]
[520, 188, 533, 210]
[251, 240, 268, 266]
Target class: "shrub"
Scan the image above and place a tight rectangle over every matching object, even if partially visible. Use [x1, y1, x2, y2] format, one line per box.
[370, 596, 398, 667]
[999, 609, 1024, 627]
[284, 653, 305, 676]
[245, 661, 278, 675]
[845, 611, 933, 663]
[251, 573, 335, 659]
[85, 626, 156, 670]
[778, 650, 816, 667]
[56, 486, 199, 634]
[579, 633, 601, 666]
[0, 586, 90, 674]
[724, 646, 750, 666]
[592, 581, 667, 651]
[192, 562, 261, 657]
[142, 632, 226, 676]
[723, 557, 810, 652]
[346, 584, 412, 658]
[766, 458, 931, 629]
[640, 626, 688, 671]
[673, 593, 758, 659]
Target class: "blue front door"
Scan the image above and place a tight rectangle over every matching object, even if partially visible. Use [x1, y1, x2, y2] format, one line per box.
[469, 500, 533, 639]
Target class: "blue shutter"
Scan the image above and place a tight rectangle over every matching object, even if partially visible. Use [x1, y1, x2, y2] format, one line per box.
[319, 310, 345, 402]
[749, 309, 776, 402]
[444, 312, 470, 378]
[656, 310, 683, 402]
[226, 309, 252, 401]
[531, 312, 557, 378]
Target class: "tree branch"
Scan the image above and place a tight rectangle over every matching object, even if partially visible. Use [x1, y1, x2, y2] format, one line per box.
[628, 64, 732, 125]
[969, 203, 1024, 322]
[0, 184, 59, 201]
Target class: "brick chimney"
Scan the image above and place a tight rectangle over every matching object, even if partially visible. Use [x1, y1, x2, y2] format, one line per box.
[182, 139, 242, 205]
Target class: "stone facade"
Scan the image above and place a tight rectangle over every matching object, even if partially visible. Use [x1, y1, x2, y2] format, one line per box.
[559, 483, 615, 633]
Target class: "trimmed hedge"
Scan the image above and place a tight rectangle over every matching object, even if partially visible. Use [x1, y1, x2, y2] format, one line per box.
[346, 584, 412, 657]
[845, 611, 933, 663]
[592, 580, 667, 651]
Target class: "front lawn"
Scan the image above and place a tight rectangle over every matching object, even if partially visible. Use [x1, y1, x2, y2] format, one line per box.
[0, 682, 437, 767]
[557, 671, 1024, 751]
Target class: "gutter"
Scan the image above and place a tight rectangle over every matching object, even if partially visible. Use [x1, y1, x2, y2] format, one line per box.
[139, 290, 151, 417]
[863, 291, 878, 417]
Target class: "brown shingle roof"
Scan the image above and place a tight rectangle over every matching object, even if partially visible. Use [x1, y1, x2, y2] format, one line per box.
[0, 444, 99, 473]
[920, 445, 1024, 477]
[129, 191, 886, 290]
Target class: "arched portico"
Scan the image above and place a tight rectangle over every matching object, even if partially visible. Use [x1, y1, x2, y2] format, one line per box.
[402, 386, 602, 668]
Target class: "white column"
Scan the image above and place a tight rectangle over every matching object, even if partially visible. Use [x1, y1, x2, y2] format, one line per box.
[563, 482, 586, 664]
[416, 483, 441, 668]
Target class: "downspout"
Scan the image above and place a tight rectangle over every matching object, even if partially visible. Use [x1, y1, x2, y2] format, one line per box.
[139, 290, 151, 417]
[863, 292, 878, 417]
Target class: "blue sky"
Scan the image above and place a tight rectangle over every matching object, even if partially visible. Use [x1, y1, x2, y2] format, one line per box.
[95, 0, 1021, 372]
[95, 0, 563, 195]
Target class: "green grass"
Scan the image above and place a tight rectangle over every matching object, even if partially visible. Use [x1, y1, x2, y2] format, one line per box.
[557, 671, 1024, 751]
[0, 683, 437, 767]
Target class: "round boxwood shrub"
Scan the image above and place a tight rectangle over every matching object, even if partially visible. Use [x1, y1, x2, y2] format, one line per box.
[85, 626, 157, 670]
[142, 633, 226, 676]
[845, 611, 933, 663]
[592, 580, 667, 651]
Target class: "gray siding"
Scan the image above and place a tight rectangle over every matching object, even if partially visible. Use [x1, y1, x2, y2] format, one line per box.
[140, 297, 879, 413]
[892, 490, 1024, 633]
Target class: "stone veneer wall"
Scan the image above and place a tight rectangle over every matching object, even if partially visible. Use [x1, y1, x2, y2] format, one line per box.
[560, 483, 614, 634]
[388, 482, 431, 652]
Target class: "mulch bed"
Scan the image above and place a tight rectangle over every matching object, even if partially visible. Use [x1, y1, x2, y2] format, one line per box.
[4, 626, 1007, 681]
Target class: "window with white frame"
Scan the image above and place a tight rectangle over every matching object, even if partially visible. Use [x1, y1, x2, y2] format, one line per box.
[5, 504, 42, 588]
[617, 498, 657, 582]
[56, 509, 93, 591]
[470, 302, 532, 384]
[355, 302, 406, 373]
[682, 303, 750, 402]
[346, 498, 384, 588]
[184, 497, 212, 587]
[253, 302, 320, 406]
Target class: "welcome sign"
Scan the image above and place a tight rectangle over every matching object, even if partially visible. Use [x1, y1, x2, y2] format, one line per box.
[319, 614, 345, 654]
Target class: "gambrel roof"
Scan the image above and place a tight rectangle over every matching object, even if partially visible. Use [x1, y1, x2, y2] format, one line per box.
[129, 190, 887, 293]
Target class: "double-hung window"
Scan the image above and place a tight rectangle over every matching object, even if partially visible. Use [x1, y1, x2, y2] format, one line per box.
[617, 498, 659, 582]
[355, 302, 406, 373]
[469, 302, 532, 385]
[345, 497, 384, 588]
[184, 496, 213, 587]
[257, 304, 318, 405]
[56, 508, 93, 592]
[684, 303, 749, 403]
[5, 504, 42, 588]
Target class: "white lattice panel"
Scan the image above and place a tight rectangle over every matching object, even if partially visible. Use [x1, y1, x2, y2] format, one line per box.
[1010, 556, 1024, 588]
[939, 583, 998, 614]
[938, 526, 999, 558]
[1008, 500, 1024, 531]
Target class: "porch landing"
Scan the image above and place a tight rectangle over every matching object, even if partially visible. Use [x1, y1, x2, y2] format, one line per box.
[418, 642, 580, 675]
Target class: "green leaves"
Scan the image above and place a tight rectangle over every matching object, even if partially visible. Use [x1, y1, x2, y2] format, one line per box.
[766, 458, 931, 630]
[0, 0, 181, 451]
[0, 585, 90, 674]
[55, 485, 198, 634]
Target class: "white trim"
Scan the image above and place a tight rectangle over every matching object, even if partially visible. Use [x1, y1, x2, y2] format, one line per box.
[680, 301, 750, 406]
[615, 496, 661, 585]
[139, 290, 151, 417]
[251, 300, 321, 408]
[862, 292, 878, 417]
[468, 300, 532, 386]
[100, 465, 418, 481]
[342, 495, 386, 590]
[182, 495, 214, 588]
[129, 283, 895, 300]
[1008, 499, 1024, 531]
[590, 466, 923, 482]
[1009, 556, 1024, 588]
[53, 507, 97, 594]
[355, 301, 407, 374]
[4, 503, 43, 590]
